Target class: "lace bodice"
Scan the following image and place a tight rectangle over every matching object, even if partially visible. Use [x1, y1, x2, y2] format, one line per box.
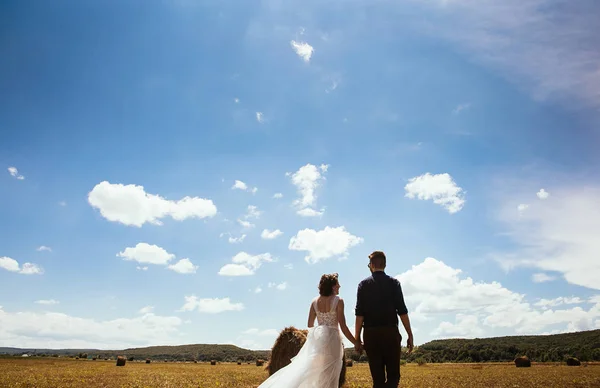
[313, 296, 339, 327]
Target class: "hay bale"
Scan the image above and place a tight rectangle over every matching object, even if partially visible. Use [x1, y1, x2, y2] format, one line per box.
[210, 360, 216, 366]
[514, 356, 531, 368]
[256, 359, 265, 366]
[346, 359, 353, 367]
[266, 326, 346, 387]
[146, 359, 151, 364]
[266, 326, 308, 375]
[566, 357, 581, 366]
[128, 357, 134, 362]
[237, 361, 242, 365]
[116, 356, 126, 367]
[194, 360, 198, 364]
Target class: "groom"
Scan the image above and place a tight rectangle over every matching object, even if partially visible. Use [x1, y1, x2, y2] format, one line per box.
[354, 251, 414, 388]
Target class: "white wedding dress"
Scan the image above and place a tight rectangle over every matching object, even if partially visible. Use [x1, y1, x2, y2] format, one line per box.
[258, 296, 345, 388]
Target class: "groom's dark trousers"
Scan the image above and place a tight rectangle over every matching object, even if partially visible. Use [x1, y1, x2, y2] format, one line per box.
[363, 326, 401, 388]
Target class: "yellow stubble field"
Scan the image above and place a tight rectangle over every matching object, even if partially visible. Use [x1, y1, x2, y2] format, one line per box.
[1, 358, 599, 387]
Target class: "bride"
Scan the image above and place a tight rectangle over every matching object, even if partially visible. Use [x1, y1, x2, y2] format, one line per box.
[258, 273, 359, 388]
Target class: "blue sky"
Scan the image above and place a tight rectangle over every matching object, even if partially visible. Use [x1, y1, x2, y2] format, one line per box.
[1, 0, 600, 350]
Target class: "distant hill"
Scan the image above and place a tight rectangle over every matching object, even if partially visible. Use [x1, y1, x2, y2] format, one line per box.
[392, 329, 600, 363]
[3, 329, 600, 363]
[0, 344, 269, 362]
[110, 344, 270, 362]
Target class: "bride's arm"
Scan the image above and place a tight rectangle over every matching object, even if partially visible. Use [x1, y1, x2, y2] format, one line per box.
[307, 302, 316, 328]
[336, 299, 358, 345]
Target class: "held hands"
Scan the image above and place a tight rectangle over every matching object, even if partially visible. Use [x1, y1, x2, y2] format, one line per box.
[354, 340, 364, 354]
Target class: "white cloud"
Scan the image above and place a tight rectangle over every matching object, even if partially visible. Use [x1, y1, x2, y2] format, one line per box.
[288, 226, 363, 264]
[234, 98, 240, 103]
[416, 0, 600, 111]
[179, 296, 244, 314]
[7, 167, 24, 180]
[288, 163, 329, 216]
[534, 297, 584, 309]
[0, 306, 182, 349]
[273, 193, 283, 199]
[232, 180, 248, 190]
[36, 246, 52, 252]
[532, 273, 555, 283]
[517, 204, 529, 214]
[396, 257, 600, 336]
[19, 263, 43, 275]
[244, 205, 261, 219]
[88, 181, 217, 227]
[397, 258, 523, 316]
[537, 188, 549, 199]
[219, 264, 254, 276]
[167, 258, 198, 274]
[218, 252, 275, 276]
[261, 229, 283, 240]
[117, 243, 175, 265]
[268, 281, 288, 291]
[404, 173, 466, 214]
[254, 286, 263, 294]
[495, 187, 600, 290]
[296, 208, 324, 217]
[0, 257, 21, 272]
[290, 40, 314, 62]
[231, 180, 258, 194]
[284, 264, 294, 270]
[237, 219, 255, 228]
[228, 234, 246, 244]
[118, 243, 197, 274]
[138, 306, 154, 314]
[0, 257, 43, 275]
[256, 112, 264, 123]
[432, 314, 483, 337]
[452, 103, 471, 115]
[58, 201, 67, 207]
[35, 300, 59, 306]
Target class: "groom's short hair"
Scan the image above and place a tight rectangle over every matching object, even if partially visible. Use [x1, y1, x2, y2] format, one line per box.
[369, 250, 386, 268]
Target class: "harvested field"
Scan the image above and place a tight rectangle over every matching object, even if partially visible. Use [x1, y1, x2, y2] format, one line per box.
[0, 358, 599, 387]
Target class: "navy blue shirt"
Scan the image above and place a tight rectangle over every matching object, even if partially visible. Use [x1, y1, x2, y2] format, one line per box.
[355, 271, 408, 328]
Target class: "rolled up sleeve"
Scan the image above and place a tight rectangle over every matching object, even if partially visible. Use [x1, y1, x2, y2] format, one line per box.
[394, 280, 408, 316]
[355, 282, 365, 316]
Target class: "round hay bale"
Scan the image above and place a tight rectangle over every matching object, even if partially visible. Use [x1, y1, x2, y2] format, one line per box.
[210, 360, 216, 366]
[256, 359, 265, 367]
[146, 359, 151, 364]
[266, 326, 346, 387]
[237, 361, 242, 365]
[266, 326, 308, 375]
[566, 357, 581, 366]
[514, 356, 531, 368]
[346, 359, 353, 367]
[194, 360, 198, 364]
[116, 356, 126, 367]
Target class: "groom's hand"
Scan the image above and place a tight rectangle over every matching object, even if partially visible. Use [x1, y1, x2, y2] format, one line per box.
[406, 335, 414, 354]
[354, 342, 364, 354]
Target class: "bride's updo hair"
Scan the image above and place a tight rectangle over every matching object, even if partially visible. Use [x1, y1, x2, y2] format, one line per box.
[318, 273, 339, 296]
